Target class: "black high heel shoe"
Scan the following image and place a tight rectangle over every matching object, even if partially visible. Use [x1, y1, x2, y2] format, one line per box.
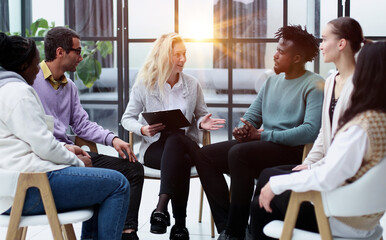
[150, 209, 171, 234]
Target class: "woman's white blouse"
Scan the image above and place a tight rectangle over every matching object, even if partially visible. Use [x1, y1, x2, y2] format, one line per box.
[270, 125, 367, 194]
[163, 79, 187, 115]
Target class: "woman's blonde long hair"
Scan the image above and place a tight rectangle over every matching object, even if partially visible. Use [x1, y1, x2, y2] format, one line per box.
[135, 33, 184, 97]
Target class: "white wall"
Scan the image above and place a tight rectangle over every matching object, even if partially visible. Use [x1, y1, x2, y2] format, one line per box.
[8, 0, 21, 33]
[32, 0, 65, 26]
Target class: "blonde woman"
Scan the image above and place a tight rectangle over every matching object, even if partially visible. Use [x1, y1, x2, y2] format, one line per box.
[121, 33, 225, 240]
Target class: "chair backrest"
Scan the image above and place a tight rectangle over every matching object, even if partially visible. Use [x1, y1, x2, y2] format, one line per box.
[322, 158, 386, 217]
[75, 136, 98, 153]
[302, 143, 313, 162]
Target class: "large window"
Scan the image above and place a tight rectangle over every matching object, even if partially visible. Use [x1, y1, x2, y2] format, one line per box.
[2, 0, 385, 142]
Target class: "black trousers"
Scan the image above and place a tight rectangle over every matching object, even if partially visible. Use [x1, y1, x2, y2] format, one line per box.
[89, 152, 144, 231]
[144, 131, 199, 220]
[195, 140, 303, 237]
[250, 165, 318, 240]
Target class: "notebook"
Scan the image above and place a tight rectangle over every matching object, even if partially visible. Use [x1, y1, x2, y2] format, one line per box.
[142, 109, 191, 130]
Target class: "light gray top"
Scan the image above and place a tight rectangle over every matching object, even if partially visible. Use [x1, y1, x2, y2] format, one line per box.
[121, 72, 208, 163]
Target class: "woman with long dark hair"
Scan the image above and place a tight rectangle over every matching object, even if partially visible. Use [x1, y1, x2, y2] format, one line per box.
[252, 41, 386, 239]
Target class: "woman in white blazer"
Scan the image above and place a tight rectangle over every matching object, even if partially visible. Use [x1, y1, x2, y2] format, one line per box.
[293, 17, 366, 170]
[121, 33, 224, 240]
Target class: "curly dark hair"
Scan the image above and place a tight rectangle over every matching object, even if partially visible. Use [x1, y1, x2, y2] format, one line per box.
[338, 41, 386, 129]
[275, 25, 319, 62]
[0, 32, 37, 73]
[44, 26, 80, 62]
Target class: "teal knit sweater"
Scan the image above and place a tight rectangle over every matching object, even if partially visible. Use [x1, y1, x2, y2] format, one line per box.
[240, 70, 324, 146]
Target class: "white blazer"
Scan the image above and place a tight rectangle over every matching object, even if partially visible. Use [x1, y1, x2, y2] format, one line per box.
[303, 71, 354, 168]
[121, 72, 208, 163]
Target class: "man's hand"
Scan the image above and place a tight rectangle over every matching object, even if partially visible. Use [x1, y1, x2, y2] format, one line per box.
[112, 137, 138, 162]
[232, 125, 249, 142]
[64, 144, 92, 167]
[259, 182, 276, 213]
[232, 118, 263, 142]
[199, 113, 226, 130]
[141, 123, 165, 137]
[240, 118, 263, 141]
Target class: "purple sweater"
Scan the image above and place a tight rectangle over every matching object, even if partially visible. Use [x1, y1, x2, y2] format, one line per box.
[32, 69, 115, 146]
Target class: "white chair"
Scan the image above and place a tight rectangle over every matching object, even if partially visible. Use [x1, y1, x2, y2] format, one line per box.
[263, 158, 386, 240]
[0, 170, 93, 240]
[129, 130, 216, 238]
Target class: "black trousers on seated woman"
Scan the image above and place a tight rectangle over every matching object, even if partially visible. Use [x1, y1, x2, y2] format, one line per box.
[250, 165, 319, 240]
[144, 130, 199, 221]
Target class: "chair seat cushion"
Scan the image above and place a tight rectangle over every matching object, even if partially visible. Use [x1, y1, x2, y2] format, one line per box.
[0, 208, 93, 227]
[263, 220, 383, 240]
[264, 220, 321, 240]
[143, 165, 199, 179]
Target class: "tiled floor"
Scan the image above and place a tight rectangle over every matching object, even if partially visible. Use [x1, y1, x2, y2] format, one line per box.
[1, 144, 385, 239]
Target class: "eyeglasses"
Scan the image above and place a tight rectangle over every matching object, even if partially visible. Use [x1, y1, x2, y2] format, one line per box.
[69, 48, 82, 56]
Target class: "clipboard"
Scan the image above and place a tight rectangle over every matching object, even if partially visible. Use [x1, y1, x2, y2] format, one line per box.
[142, 109, 191, 130]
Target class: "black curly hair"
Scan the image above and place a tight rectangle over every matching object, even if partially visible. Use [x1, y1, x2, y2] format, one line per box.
[0, 32, 37, 73]
[275, 25, 319, 62]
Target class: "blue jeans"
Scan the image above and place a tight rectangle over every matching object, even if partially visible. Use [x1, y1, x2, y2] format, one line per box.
[89, 152, 144, 231]
[3, 166, 130, 240]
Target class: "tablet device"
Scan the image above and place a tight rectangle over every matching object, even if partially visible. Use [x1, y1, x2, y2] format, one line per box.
[142, 109, 191, 130]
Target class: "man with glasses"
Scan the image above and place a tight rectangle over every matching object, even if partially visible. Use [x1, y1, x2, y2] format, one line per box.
[32, 26, 144, 240]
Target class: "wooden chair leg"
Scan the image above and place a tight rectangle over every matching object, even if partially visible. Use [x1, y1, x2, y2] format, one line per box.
[211, 214, 215, 238]
[32, 174, 64, 240]
[9, 227, 24, 240]
[62, 224, 77, 240]
[198, 184, 215, 237]
[280, 191, 332, 240]
[312, 193, 333, 240]
[21, 227, 28, 240]
[6, 179, 28, 240]
[280, 192, 301, 240]
[8, 173, 65, 240]
[199, 186, 204, 223]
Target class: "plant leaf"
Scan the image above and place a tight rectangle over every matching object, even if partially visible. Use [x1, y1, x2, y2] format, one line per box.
[76, 56, 102, 88]
[97, 41, 113, 58]
[30, 18, 49, 36]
